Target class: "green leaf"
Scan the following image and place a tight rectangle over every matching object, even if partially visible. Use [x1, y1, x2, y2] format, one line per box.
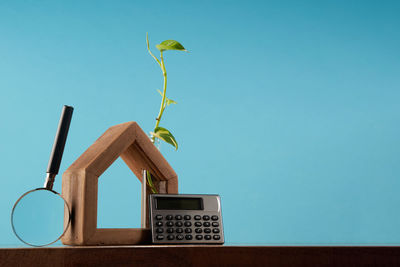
[151, 127, 178, 150]
[146, 170, 157, 194]
[156, 40, 187, 52]
[157, 89, 177, 106]
[166, 98, 177, 106]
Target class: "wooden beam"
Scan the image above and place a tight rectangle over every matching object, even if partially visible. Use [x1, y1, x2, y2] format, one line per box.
[2, 246, 400, 267]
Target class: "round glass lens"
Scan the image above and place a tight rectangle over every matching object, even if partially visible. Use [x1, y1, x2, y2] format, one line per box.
[11, 188, 70, 246]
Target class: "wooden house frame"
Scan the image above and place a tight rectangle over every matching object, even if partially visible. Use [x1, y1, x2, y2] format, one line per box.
[61, 122, 178, 245]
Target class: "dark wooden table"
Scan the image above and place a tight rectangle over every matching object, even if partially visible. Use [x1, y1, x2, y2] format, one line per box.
[1, 245, 400, 266]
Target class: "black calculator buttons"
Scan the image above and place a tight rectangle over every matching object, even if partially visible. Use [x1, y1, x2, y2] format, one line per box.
[213, 235, 220, 240]
[152, 214, 223, 243]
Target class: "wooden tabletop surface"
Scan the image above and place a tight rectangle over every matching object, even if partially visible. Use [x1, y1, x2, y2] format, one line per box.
[1, 245, 400, 267]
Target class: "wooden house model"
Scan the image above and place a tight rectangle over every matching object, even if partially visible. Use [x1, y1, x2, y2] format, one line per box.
[61, 122, 178, 245]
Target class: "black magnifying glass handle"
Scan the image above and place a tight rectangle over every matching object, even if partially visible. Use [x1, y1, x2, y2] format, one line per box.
[44, 105, 74, 189]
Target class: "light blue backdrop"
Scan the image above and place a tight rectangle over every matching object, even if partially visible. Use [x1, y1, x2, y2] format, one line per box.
[1, 0, 399, 246]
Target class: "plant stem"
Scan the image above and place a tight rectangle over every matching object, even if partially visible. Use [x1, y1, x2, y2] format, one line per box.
[148, 52, 168, 194]
[146, 34, 169, 194]
[156, 51, 167, 126]
[152, 51, 168, 142]
[146, 33, 162, 194]
[146, 33, 161, 67]
[147, 52, 167, 194]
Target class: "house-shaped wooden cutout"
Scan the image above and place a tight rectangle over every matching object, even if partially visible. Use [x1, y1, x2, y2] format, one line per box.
[61, 122, 178, 245]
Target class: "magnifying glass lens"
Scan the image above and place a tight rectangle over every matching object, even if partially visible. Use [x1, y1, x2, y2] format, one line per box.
[11, 189, 70, 247]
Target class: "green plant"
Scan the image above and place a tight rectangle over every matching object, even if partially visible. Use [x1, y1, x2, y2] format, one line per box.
[146, 33, 187, 193]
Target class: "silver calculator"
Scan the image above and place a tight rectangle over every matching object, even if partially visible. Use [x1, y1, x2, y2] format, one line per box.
[149, 194, 224, 244]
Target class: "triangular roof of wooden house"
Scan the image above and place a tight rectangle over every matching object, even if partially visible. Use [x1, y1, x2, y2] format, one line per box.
[66, 121, 178, 191]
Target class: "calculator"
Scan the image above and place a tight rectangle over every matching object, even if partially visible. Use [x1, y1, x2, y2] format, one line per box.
[149, 194, 224, 244]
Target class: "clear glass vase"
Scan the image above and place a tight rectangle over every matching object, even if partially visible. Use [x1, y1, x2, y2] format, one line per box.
[149, 134, 161, 151]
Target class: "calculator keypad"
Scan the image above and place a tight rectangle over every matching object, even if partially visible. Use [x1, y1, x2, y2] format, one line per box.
[152, 213, 223, 244]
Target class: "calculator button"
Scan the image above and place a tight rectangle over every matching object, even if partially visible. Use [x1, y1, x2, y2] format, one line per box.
[212, 222, 219, 227]
[213, 228, 220, 233]
[185, 235, 193, 240]
[166, 215, 173, 220]
[203, 222, 210, 227]
[204, 235, 212, 240]
[203, 215, 210, 221]
[196, 235, 203, 240]
[211, 215, 219, 221]
[195, 228, 202, 233]
[166, 221, 174, 227]
[175, 221, 183, 227]
[213, 235, 220, 240]
[167, 235, 174, 240]
[176, 228, 183, 233]
[156, 228, 164, 233]
[155, 215, 163, 220]
[176, 235, 184, 240]
[194, 222, 202, 227]
[175, 215, 182, 220]
[156, 235, 164, 240]
[166, 228, 174, 233]
[185, 228, 192, 233]
[156, 221, 163, 227]
[184, 215, 191, 220]
[194, 215, 201, 220]
[204, 228, 211, 234]
[184, 221, 192, 227]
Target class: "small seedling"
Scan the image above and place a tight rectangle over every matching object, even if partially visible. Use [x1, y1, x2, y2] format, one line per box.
[146, 33, 187, 193]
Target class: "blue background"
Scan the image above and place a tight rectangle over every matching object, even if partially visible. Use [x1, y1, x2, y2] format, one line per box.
[1, 0, 399, 246]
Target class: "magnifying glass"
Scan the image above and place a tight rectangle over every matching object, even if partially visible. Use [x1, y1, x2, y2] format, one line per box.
[11, 105, 74, 247]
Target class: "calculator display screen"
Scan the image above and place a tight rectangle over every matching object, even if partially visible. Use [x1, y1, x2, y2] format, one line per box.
[156, 197, 203, 210]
